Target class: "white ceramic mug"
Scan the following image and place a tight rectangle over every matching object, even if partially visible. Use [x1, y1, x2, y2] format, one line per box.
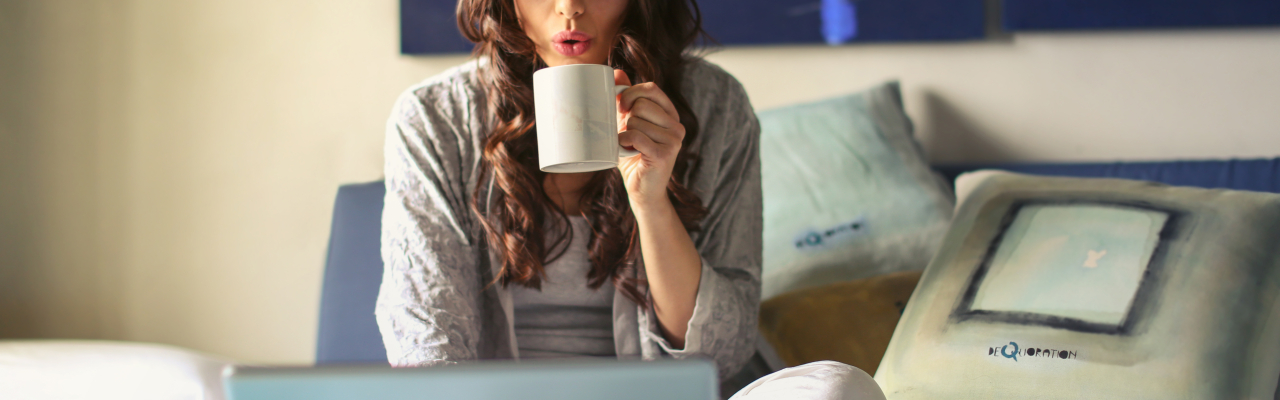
[533, 64, 640, 173]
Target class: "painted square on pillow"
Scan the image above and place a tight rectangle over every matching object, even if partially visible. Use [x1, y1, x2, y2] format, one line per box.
[967, 202, 1168, 328]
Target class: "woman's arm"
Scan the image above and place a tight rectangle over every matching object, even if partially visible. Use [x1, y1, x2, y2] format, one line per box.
[613, 70, 702, 348]
[615, 67, 763, 378]
[631, 194, 702, 349]
[375, 81, 485, 367]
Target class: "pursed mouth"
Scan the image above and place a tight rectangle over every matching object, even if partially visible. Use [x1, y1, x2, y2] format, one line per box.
[551, 31, 592, 57]
[551, 30, 592, 44]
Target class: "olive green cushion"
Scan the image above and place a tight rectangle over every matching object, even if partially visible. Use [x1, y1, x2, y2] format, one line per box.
[759, 270, 922, 374]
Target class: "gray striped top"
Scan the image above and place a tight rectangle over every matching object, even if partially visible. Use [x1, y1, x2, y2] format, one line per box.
[511, 216, 615, 358]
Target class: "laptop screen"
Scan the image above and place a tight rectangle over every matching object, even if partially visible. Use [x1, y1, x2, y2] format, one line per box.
[224, 358, 717, 400]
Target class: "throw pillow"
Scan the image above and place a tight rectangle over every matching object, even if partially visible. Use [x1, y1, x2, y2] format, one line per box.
[757, 81, 953, 300]
[876, 170, 1280, 399]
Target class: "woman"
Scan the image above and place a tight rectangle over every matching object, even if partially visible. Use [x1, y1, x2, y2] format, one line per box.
[377, 0, 760, 385]
[376, 1, 892, 397]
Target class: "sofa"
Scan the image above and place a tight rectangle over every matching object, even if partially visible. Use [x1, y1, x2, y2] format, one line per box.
[315, 157, 1280, 367]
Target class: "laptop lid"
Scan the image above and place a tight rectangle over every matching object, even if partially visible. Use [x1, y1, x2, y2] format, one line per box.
[223, 358, 718, 400]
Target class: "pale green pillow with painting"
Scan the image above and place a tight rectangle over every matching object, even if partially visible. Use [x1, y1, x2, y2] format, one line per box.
[756, 82, 954, 300]
[876, 170, 1280, 399]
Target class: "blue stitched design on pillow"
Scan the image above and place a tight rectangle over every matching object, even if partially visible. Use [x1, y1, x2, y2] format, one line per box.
[793, 216, 869, 251]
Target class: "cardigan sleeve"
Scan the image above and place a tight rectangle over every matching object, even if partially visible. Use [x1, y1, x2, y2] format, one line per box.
[374, 82, 484, 367]
[639, 71, 764, 380]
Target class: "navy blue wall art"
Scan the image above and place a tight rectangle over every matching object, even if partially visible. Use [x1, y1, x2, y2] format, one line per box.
[401, 0, 986, 55]
[400, 0, 473, 54]
[698, 0, 985, 46]
[1004, 0, 1280, 31]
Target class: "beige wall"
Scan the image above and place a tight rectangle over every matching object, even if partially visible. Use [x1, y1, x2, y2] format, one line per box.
[1, 0, 468, 363]
[709, 31, 1280, 163]
[1, 1, 1278, 364]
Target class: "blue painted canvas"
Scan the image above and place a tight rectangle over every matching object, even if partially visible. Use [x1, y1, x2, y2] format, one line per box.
[400, 0, 473, 55]
[1004, 0, 1280, 31]
[698, 0, 985, 46]
[401, 0, 986, 55]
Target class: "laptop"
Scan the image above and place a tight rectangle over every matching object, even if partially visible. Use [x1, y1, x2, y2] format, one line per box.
[223, 358, 718, 400]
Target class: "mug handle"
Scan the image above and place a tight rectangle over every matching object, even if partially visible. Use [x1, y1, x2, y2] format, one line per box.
[615, 84, 640, 157]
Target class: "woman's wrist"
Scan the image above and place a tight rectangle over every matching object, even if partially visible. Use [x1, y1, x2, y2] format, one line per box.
[627, 190, 675, 217]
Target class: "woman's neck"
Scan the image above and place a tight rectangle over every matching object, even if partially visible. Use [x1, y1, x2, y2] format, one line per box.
[543, 172, 596, 215]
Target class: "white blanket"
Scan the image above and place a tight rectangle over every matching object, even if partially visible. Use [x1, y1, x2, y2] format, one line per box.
[731, 361, 887, 400]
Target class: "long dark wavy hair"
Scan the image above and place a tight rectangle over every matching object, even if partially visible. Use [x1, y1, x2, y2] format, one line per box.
[456, 0, 709, 305]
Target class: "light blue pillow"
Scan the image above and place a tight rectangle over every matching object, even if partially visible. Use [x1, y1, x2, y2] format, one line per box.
[757, 82, 954, 300]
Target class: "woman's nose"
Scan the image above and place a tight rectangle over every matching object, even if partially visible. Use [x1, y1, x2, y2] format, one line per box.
[555, 0, 585, 19]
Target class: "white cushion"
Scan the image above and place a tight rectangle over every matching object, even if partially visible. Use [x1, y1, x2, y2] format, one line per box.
[0, 340, 232, 400]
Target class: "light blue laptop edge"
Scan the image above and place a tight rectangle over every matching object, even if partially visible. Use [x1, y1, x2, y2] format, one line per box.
[223, 358, 718, 400]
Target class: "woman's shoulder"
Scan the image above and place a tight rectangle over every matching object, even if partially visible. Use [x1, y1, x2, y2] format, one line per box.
[391, 59, 487, 122]
[679, 57, 757, 147]
[679, 58, 753, 126]
[680, 57, 750, 104]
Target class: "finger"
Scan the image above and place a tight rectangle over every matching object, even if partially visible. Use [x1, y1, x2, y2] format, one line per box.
[613, 69, 632, 87]
[618, 129, 663, 158]
[626, 98, 681, 131]
[623, 117, 682, 146]
[618, 82, 678, 118]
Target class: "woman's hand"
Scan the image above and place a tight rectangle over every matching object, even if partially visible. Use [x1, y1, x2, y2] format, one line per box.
[613, 70, 700, 349]
[614, 69, 684, 211]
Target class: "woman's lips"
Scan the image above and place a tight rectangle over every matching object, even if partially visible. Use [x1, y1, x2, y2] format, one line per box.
[553, 40, 591, 57]
[551, 30, 592, 57]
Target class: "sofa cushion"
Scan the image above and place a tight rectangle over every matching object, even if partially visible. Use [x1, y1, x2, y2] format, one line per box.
[759, 270, 922, 375]
[876, 170, 1280, 399]
[757, 81, 953, 300]
[0, 340, 231, 400]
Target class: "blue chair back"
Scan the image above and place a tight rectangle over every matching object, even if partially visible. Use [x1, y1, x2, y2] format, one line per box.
[316, 181, 388, 364]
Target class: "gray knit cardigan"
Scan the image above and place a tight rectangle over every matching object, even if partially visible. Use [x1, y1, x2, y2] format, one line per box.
[375, 58, 762, 380]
